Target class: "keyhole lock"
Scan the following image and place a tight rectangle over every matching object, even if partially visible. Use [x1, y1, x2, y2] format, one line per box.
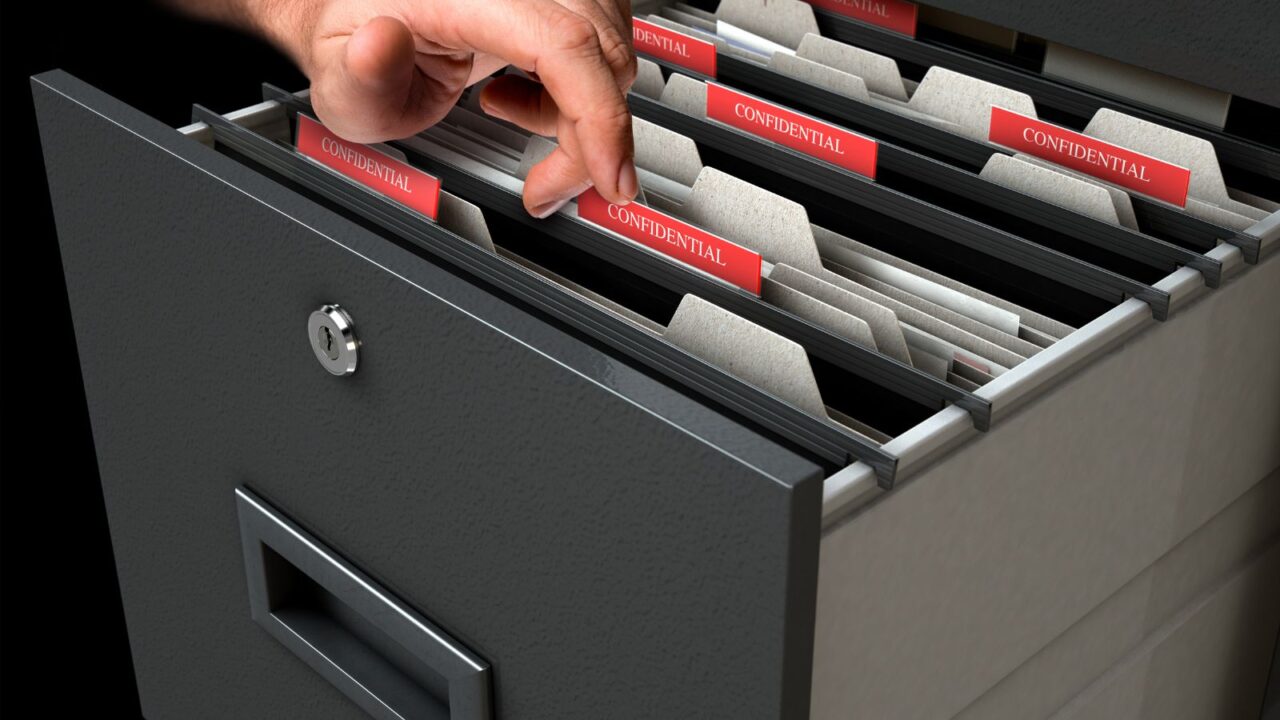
[317, 325, 339, 360]
[308, 304, 359, 376]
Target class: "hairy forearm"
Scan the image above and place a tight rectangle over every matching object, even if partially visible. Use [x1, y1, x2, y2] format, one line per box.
[158, 0, 325, 72]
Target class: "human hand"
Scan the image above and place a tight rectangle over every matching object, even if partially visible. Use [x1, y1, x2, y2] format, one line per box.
[208, 0, 639, 217]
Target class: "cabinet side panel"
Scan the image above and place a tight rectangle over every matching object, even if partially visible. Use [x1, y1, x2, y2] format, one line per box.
[814, 248, 1280, 719]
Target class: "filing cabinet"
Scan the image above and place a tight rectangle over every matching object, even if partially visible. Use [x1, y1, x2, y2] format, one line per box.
[36, 72, 828, 719]
[34, 1, 1280, 718]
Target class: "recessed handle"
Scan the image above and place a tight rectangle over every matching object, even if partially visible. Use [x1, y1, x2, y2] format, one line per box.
[236, 488, 492, 720]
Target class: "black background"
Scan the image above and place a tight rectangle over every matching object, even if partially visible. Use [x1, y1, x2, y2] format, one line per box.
[2, 2, 306, 713]
[5, 2, 1280, 717]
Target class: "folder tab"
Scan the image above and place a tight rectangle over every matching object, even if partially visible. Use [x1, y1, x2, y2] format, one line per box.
[717, 0, 820, 48]
[796, 33, 908, 101]
[577, 188, 762, 294]
[980, 154, 1125, 228]
[633, 116, 704, 186]
[805, 0, 919, 37]
[988, 107, 1191, 208]
[296, 114, 441, 220]
[437, 193, 495, 252]
[633, 16, 718, 78]
[706, 83, 878, 179]
[633, 57, 666, 99]
[910, 67, 1035, 140]
[665, 295, 828, 418]
[770, 53, 873, 102]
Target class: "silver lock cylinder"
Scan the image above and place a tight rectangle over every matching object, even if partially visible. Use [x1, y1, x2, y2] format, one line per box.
[308, 304, 358, 376]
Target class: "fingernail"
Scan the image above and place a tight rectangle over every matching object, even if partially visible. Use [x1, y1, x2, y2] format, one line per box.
[478, 96, 508, 122]
[530, 196, 572, 219]
[616, 160, 638, 204]
[528, 180, 593, 219]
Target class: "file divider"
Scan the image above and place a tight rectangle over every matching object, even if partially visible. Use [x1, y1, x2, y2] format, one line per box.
[193, 102, 910, 482]
[643, 50, 1265, 265]
[628, 93, 1178, 320]
[805, 5, 1280, 192]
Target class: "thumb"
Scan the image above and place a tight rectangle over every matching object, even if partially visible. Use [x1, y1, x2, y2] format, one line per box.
[310, 16, 467, 142]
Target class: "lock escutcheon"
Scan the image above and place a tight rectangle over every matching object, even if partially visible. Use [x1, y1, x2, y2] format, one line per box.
[308, 304, 358, 376]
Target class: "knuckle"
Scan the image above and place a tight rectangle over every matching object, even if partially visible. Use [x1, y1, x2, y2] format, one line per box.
[592, 100, 633, 132]
[612, 44, 638, 88]
[546, 11, 600, 54]
[312, 92, 409, 143]
[557, 0, 594, 16]
[596, 26, 635, 69]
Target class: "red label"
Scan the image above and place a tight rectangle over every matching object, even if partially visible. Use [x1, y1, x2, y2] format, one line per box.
[296, 114, 441, 219]
[706, 83, 878, 179]
[632, 17, 717, 77]
[805, 0, 918, 37]
[578, 189, 761, 294]
[988, 107, 1190, 207]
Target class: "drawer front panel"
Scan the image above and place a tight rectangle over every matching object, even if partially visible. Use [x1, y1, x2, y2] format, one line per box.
[33, 71, 823, 720]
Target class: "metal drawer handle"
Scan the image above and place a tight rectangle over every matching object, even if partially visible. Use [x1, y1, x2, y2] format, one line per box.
[236, 488, 492, 720]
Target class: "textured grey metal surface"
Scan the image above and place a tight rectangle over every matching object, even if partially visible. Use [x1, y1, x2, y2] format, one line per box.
[955, 467, 1280, 720]
[923, 0, 1280, 107]
[33, 70, 823, 720]
[812, 248, 1280, 720]
[1047, 542, 1280, 720]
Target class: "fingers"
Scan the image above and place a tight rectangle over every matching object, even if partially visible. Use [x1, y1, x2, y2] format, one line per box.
[478, 77, 595, 216]
[534, 15, 637, 206]
[309, 15, 473, 142]
[320, 15, 416, 140]
[466, 53, 513, 86]
[462, 2, 635, 90]
[304, 0, 639, 216]
[553, 0, 636, 90]
[428, 0, 637, 206]
[478, 75, 560, 136]
[524, 145, 595, 218]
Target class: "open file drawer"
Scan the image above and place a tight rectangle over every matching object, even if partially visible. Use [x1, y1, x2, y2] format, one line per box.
[31, 21, 1280, 720]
